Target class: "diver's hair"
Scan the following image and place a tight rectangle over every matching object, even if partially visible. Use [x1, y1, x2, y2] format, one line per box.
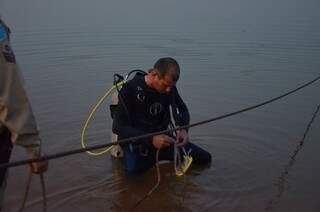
[153, 57, 180, 81]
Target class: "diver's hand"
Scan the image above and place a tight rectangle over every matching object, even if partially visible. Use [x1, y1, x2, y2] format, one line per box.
[152, 134, 175, 149]
[176, 129, 189, 147]
[29, 160, 48, 174]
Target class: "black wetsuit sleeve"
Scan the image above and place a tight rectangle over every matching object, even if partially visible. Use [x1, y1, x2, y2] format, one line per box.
[112, 82, 149, 143]
[172, 87, 190, 127]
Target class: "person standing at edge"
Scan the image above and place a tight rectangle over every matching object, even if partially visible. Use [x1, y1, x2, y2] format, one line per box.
[0, 18, 48, 211]
[112, 57, 211, 173]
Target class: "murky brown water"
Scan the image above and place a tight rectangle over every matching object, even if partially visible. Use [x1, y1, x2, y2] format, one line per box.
[1, 0, 320, 211]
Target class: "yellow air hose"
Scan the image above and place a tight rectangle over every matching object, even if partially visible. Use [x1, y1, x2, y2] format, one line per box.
[81, 81, 124, 156]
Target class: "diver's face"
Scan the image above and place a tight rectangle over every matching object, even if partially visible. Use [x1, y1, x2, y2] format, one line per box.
[153, 72, 176, 94]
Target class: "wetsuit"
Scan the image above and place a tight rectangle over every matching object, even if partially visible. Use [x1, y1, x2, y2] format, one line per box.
[112, 72, 211, 173]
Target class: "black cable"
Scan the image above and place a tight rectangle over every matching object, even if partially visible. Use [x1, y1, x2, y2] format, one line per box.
[0, 75, 319, 170]
[265, 103, 320, 211]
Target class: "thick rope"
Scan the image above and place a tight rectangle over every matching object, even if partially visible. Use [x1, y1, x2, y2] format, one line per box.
[1, 75, 320, 170]
[18, 170, 32, 212]
[40, 174, 47, 212]
[18, 172, 46, 212]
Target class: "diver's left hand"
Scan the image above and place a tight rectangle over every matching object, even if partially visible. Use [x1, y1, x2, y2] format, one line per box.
[176, 129, 189, 147]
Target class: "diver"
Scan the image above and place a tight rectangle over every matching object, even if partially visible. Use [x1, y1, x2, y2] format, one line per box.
[112, 57, 211, 173]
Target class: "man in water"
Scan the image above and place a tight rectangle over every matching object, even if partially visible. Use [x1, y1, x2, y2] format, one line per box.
[0, 18, 48, 210]
[112, 57, 211, 173]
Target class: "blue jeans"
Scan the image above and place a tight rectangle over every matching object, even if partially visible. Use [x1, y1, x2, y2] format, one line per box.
[123, 142, 211, 173]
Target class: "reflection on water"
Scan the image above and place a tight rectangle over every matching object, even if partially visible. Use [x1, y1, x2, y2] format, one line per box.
[109, 159, 196, 212]
[266, 104, 320, 211]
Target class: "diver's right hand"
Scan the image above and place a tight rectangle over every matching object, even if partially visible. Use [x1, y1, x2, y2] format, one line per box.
[152, 134, 175, 149]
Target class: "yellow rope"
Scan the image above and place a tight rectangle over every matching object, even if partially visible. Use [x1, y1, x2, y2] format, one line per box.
[130, 149, 161, 211]
[81, 81, 124, 156]
[174, 141, 193, 177]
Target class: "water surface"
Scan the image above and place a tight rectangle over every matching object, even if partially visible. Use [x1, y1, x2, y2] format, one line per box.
[1, 0, 320, 211]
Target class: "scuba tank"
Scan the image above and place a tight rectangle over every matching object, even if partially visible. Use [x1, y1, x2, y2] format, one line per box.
[110, 90, 124, 158]
[81, 70, 146, 158]
[110, 70, 147, 158]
